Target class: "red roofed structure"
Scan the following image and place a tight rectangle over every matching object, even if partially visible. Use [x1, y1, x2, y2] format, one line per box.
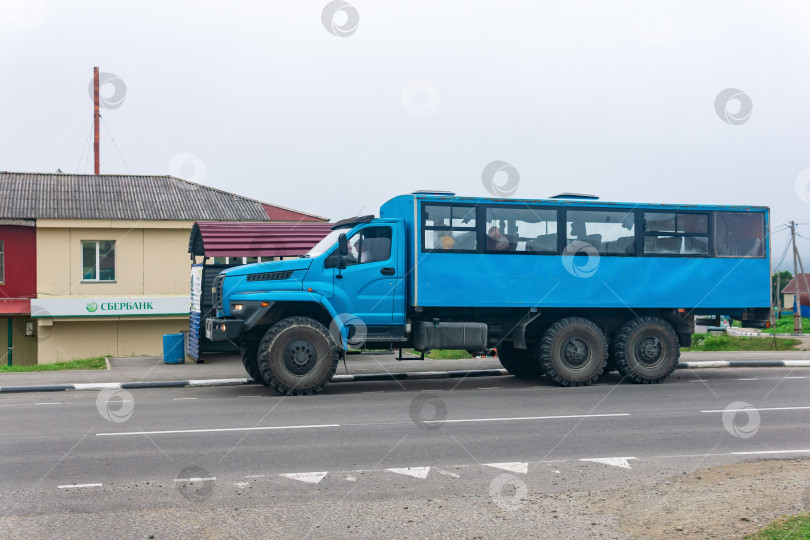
[189, 222, 333, 258]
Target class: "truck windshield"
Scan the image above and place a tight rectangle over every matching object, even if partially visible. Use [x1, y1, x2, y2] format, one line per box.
[304, 228, 347, 257]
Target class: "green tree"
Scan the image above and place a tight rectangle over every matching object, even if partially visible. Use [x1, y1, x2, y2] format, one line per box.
[772, 270, 793, 309]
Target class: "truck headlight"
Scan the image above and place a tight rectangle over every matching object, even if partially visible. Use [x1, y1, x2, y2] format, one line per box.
[232, 304, 244, 312]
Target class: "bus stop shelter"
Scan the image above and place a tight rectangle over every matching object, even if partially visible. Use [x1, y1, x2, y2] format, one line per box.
[187, 221, 332, 360]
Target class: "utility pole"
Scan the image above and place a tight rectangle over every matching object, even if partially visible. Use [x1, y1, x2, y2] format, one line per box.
[93, 66, 100, 175]
[797, 238, 810, 335]
[790, 221, 802, 334]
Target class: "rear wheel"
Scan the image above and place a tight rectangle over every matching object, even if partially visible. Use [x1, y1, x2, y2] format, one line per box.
[257, 316, 339, 396]
[613, 316, 679, 384]
[538, 317, 607, 387]
[240, 341, 266, 384]
[497, 342, 543, 378]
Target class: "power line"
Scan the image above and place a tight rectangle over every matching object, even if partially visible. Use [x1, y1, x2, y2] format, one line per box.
[76, 119, 93, 173]
[100, 116, 131, 173]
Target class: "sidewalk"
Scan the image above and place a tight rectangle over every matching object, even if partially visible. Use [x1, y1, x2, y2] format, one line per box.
[1, 350, 809, 390]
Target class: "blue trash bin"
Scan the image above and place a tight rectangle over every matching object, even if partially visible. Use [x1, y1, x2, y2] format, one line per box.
[163, 333, 185, 364]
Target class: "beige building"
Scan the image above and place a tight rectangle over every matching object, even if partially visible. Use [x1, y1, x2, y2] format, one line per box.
[0, 172, 325, 364]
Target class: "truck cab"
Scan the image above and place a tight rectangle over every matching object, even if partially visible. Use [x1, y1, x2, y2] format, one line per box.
[207, 216, 409, 395]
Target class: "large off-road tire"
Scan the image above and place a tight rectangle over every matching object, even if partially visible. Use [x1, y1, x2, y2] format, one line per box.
[538, 317, 607, 387]
[240, 341, 266, 385]
[256, 317, 339, 396]
[613, 316, 679, 384]
[497, 342, 543, 378]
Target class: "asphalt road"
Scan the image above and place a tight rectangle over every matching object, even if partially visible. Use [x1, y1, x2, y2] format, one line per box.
[1, 366, 809, 538]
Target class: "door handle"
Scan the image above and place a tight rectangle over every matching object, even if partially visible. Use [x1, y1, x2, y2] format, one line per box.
[380, 267, 395, 276]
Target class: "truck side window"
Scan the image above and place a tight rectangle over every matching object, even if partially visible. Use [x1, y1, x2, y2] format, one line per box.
[347, 226, 392, 265]
[422, 204, 477, 251]
[714, 212, 764, 258]
[566, 210, 635, 255]
[485, 206, 558, 253]
[643, 212, 709, 255]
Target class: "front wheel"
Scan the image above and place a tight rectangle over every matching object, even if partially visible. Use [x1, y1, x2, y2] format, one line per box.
[612, 316, 679, 384]
[257, 317, 339, 396]
[538, 317, 607, 387]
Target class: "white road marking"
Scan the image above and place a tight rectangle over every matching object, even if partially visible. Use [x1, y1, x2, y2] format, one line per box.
[280, 472, 328, 484]
[731, 449, 810, 456]
[425, 413, 629, 424]
[580, 457, 637, 469]
[234, 482, 250, 488]
[172, 398, 197, 401]
[344, 475, 357, 481]
[35, 402, 61, 405]
[736, 378, 758, 381]
[701, 406, 810, 413]
[237, 396, 261, 398]
[485, 462, 528, 474]
[58, 483, 102, 489]
[436, 469, 460, 478]
[174, 477, 216, 482]
[786, 376, 807, 379]
[386, 467, 430, 479]
[97, 424, 340, 436]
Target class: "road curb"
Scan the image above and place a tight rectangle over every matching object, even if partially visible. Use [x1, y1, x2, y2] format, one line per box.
[675, 360, 810, 369]
[728, 329, 810, 338]
[2, 363, 809, 394]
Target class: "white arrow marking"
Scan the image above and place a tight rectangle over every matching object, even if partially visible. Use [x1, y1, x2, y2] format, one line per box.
[280, 472, 328, 484]
[386, 467, 430, 479]
[579, 457, 637, 469]
[485, 462, 528, 474]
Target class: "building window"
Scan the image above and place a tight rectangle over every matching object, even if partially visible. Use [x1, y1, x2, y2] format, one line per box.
[0, 240, 4, 284]
[82, 240, 115, 281]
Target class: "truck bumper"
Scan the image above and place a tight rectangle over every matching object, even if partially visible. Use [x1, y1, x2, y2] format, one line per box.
[205, 318, 244, 342]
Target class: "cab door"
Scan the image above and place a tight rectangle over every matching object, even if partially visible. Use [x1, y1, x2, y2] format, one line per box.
[334, 224, 400, 326]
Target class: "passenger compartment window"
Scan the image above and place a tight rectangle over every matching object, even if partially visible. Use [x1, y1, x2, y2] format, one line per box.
[714, 212, 765, 258]
[422, 204, 477, 251]
[485, 206, 558, 253]
[566, 210, 635, 255]
[346, 226, 393, 264]
[643, 212, 710, 256]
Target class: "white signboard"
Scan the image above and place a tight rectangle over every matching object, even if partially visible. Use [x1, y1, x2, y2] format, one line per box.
[190, 265, 203, 313]
[31, 296, 191, 318]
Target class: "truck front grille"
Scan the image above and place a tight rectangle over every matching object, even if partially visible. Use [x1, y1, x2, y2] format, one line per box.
[246, 271, 293, 282]
[213, 274, 225, 310]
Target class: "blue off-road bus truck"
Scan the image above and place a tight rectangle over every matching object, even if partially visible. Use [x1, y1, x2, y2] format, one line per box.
[206, 192, 771, 395]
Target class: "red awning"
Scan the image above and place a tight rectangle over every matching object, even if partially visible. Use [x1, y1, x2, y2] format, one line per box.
[189, 222, 334, 258]
[0, 298, 31, 315]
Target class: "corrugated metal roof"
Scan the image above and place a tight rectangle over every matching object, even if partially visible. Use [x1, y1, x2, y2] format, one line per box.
[0, 299, 30, 315]
[0, 172, 327, 222]
[189, 222, 333, 257]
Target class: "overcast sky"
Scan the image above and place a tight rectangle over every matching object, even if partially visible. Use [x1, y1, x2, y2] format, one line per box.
[1, 0, 809, 269]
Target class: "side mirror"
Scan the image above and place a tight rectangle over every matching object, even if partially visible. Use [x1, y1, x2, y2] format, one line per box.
[338, 233, 349, 256]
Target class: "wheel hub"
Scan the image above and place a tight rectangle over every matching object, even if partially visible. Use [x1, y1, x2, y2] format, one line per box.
[562, 338, 589, 367]
[283, 340, 317, 375]
[636, 336, 662, 365]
